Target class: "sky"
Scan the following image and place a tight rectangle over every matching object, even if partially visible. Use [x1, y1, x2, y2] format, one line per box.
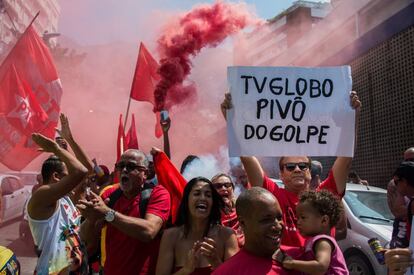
[58, 0, 329, 46]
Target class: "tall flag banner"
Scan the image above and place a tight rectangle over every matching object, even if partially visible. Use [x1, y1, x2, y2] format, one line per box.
[0, 25, 63, 170]
[129, 42, 162, 138]
[125, 114, 139, 150]
[116, 114, 126, 162]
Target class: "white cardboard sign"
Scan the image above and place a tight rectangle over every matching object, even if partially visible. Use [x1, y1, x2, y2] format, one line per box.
[227, 66, 354, 157]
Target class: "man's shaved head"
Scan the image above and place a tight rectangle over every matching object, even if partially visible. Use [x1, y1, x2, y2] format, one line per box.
[122, 149, 149, 168]
[236, 187, 278, 218]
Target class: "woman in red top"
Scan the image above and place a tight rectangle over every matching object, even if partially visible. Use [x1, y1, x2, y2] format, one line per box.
[156, 177, 239, 275]
[211, 173, 244, 247]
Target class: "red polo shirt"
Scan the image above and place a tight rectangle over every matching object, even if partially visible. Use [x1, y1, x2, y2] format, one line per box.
[101, 184, 171, 275]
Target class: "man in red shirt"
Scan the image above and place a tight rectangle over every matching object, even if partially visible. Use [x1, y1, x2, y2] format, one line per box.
[213, 187, 300, 275]
[79, 149, 171, 275]
[221, 91, 361, 248]
[241, 156, 347, 248]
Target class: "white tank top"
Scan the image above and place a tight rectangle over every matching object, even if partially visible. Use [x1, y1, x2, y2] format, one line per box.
[28, 196, 82, 274]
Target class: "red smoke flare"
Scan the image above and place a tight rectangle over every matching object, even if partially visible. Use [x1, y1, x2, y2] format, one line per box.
[155, 1, 259, 112]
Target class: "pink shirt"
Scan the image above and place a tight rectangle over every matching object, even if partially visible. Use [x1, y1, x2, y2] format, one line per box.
[302, 235, 349, 275]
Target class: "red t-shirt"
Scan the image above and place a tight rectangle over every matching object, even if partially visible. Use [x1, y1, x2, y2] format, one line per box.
[263, 170, 342, 248]
[212, 248, 301, 275]
[101, 185, 171, 275]
[221, 208, 244, 247]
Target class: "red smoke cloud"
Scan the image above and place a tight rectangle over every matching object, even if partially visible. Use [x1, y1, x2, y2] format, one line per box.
[154, 1, 259, 112]
[0, 2, 261, 173]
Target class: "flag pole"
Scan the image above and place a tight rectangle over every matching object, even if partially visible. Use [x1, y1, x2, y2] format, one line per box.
[26, 11, 40, 31]
[124, 97, 132, 129]
[124, 42, 144, 129]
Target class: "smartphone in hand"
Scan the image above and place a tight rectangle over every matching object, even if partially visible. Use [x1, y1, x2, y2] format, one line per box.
[160, 110, 169, 122]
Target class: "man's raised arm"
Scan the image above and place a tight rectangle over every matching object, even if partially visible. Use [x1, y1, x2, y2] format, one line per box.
[221, 93, 264, 187]
[29, 134, 88, 210]
[240, 157, 265, 187]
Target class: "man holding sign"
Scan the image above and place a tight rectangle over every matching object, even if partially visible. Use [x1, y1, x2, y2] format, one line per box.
[223, 66, 361, 248]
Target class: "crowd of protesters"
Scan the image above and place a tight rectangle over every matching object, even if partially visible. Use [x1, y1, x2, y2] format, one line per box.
[6, 91, 412, 275]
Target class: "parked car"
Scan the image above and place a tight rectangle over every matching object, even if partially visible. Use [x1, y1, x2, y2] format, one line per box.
[339, 183, 393, 275]
[0, 174, 31, 226]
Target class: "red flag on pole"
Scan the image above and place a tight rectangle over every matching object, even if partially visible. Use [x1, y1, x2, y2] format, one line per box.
[129, 42, 162, 138]
[116, 114, 126, 162]
[125, 114, 139, 150]
[0, 23, 62, 170]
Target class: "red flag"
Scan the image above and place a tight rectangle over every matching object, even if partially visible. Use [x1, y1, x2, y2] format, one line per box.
[116, 114, 126, 162]
[0, 65, 48, 134]
[154, 152, 187, 224]
[125, 114, 139, 150]
[129, 42, 162, 138]
[0, 25, 62, 170]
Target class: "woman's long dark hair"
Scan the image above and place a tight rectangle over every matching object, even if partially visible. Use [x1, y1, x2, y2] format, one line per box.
[175, 177, 224, 237]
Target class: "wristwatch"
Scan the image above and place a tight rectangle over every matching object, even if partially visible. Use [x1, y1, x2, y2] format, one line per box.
[104, 209, 116, 222]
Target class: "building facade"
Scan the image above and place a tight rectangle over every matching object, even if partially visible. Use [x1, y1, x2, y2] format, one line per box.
[0, 0, 60, 58]
[234, 1, 332, 66]
[235, 0, 414, 187]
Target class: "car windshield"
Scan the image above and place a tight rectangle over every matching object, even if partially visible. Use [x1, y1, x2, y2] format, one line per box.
[344, 190, 394, 225]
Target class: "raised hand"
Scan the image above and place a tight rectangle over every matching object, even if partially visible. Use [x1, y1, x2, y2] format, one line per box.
[350, 91, 361, 110]
[150, 147, 162, 156]
[32, 133, 59, 153]
[56, 113, 74, 141]
[220, 93, 232, 120]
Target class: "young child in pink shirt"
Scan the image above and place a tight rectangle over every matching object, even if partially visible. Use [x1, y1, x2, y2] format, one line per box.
[281, 190, 349, 275]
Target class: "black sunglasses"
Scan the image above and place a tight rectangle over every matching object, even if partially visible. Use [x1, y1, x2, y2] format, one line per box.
[213, 182, 233, 190]
[115, 162, 146, 173]
[283, 162, 310, 172]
